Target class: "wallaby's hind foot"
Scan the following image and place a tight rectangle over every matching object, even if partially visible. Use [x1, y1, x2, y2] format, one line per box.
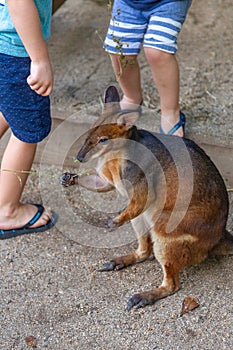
[99, 252, 154, 272]
[100, 233, 153, 271]
[99, 254, 139, 272]
[127, 266, 180, 310]
[127, 287, 178, 310]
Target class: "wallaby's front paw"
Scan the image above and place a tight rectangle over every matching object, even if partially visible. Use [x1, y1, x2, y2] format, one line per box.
[60, 172, 78, 187]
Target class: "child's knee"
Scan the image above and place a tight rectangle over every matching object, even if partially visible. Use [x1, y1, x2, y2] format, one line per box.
[144, 47, 173, 66]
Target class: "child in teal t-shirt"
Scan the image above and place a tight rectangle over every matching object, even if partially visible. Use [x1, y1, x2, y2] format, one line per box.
[0, 0, 56, 239]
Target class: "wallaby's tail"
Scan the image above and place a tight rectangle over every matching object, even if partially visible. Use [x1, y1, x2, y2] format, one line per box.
[210, 230, 233, 256]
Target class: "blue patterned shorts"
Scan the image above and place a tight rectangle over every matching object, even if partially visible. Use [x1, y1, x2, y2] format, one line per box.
[104, 0, 192, 55]
[0, 53, 51, 143]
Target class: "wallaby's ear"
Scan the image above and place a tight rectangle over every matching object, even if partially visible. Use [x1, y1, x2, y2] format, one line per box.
[117, 111, 139, 129]
[104, 85, 120, 103]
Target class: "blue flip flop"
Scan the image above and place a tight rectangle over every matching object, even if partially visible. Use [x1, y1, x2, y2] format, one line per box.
[0, 204, 57, 240]
[160, 112, 186, 136]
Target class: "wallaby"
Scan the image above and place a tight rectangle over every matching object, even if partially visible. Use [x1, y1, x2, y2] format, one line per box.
[61, 86, 233, 310]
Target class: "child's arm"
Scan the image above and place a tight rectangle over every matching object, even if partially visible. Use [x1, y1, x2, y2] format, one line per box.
[7, 0, 53, 96]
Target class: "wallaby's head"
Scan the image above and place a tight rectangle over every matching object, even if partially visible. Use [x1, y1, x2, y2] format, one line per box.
[76, 86, 139, 163]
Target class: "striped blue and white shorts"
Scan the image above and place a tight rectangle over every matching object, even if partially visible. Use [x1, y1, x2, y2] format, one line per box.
[104, 0, 192, 55]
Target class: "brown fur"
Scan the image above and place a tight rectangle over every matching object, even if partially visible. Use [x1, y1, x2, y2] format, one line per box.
[61, 86, 232, 310]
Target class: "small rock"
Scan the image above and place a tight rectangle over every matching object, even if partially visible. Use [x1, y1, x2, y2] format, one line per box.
[25, 335, 37, 348]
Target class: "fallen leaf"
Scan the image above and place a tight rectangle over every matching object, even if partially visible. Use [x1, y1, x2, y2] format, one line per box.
[25, 335, 37, 348]
[180, 296, 200, 316]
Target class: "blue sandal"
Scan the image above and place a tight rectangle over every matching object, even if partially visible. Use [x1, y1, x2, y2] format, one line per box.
[0, 204, 57, 240]
[120, 100, 143, 118]
[160, 112, 186, 136]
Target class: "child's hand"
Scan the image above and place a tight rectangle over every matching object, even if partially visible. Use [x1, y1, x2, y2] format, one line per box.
[27, 60, 54, 96]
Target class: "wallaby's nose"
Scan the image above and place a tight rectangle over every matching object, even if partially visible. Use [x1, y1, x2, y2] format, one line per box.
[76, 153, 84, 163]
[76, 145, 86, 162]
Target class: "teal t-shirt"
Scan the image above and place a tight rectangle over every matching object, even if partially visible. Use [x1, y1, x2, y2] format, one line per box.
[0, 0, 52, 57]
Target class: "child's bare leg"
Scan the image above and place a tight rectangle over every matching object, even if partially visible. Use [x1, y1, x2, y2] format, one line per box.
[110, 54, 143, 109]
[144, 48, 183, 137]
[0, 112, 9, 137]
[0, 133, 52, 230]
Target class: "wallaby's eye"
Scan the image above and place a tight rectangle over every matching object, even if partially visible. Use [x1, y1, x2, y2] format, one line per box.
[98, 137, 109, 144]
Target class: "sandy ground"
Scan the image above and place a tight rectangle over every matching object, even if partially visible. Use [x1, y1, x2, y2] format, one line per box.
[1, 0, 233, 349]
